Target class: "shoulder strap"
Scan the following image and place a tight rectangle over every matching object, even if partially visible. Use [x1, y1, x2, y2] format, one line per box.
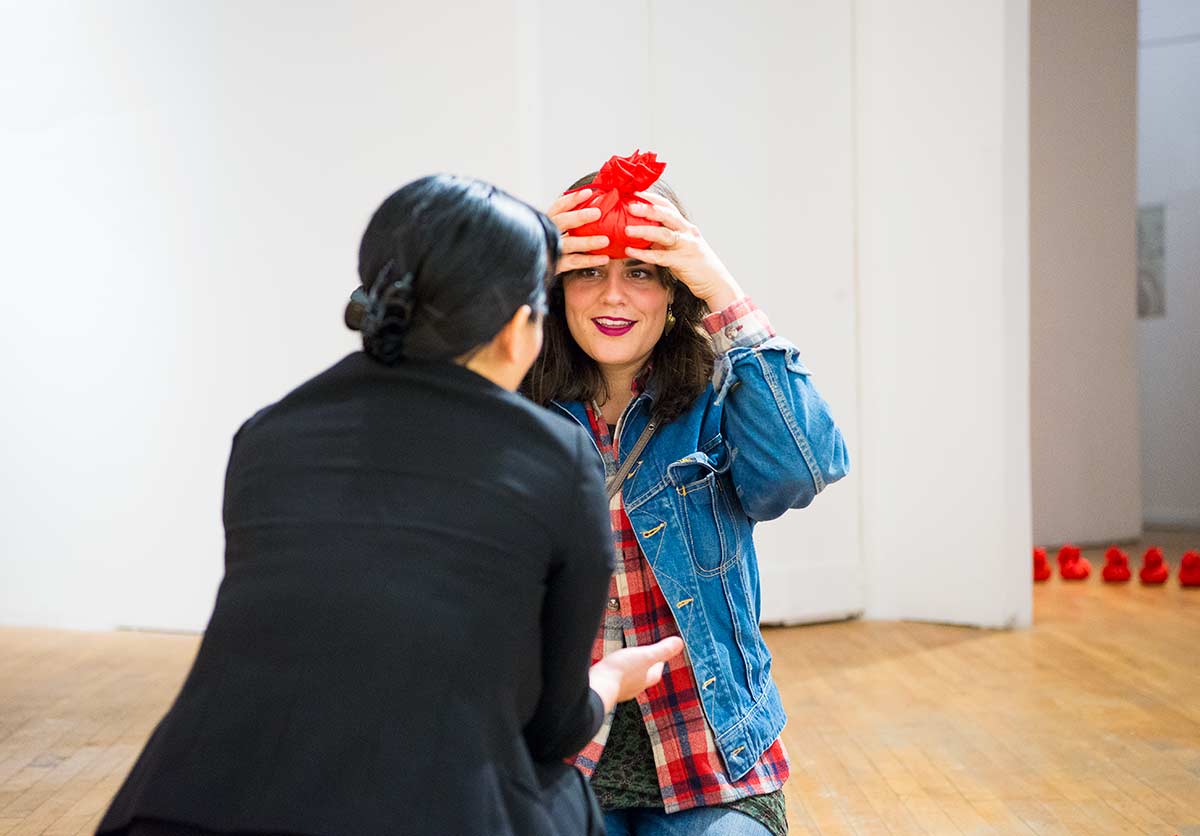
[606, 420, 657, 501]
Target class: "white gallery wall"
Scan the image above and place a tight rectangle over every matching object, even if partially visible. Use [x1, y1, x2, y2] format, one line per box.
[1029, 0, 1143, 547]
[0, 2, 543, 630]
[1137, 0, 1200, 528]
[855, 0, 1032, 627]
[1, 1, 1034, 632]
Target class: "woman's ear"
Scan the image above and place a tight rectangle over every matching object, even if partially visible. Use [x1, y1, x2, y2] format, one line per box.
[497, 304, 535, 362]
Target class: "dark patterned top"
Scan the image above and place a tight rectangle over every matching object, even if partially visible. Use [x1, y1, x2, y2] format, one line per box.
[591, 700, 788, 835]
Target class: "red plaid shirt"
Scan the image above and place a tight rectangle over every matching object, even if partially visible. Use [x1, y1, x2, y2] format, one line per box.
[571, 299, 789, 813]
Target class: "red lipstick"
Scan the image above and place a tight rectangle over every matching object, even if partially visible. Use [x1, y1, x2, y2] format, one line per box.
[592, 317, 636, 337]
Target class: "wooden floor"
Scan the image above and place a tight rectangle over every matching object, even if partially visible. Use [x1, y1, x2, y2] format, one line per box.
[2, 532, 1197, 835]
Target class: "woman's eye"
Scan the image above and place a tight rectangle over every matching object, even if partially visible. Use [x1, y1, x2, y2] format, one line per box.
[575, 268, 603, 279]
[628, 269, 654, 280]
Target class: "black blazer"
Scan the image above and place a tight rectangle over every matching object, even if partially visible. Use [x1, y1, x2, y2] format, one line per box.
[98, 353, 614, 836]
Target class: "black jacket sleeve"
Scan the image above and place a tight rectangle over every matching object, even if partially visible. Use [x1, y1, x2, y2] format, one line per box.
[522, 427, 615, 762]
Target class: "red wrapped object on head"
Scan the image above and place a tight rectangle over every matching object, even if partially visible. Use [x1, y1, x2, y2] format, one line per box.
[564, 150, 667, 259]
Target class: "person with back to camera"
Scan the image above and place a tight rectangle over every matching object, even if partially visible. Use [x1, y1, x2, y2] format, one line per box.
[95, 174, 682, 836]
[524, 151, 850, 835]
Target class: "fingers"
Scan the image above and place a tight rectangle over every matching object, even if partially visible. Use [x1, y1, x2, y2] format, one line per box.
[637, 637, 684, 665]
[654, 636, 685, 659]
[625, 225, 680, 249]
[623, 246, 669, 265]
[546, 188, 594, 220]
[635, 190, 673, 210]
[627, 199, 691, 233]
[561, 234, 609, 255]
[645, 661, 666, 688]
[557, 232, 609, 275]
[553, 206, 601, 233]
[557, 253, 609, 274]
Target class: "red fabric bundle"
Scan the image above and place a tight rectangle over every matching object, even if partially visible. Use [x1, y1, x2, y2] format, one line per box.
[564, 150, 667, 259]
[1101, 546, 1131, 582]
[1033, 547, 1051, 582]
[1057, 544, 1090, 580]
[1139, 546, 1169, 585]
[1180, 551, 1200, 587]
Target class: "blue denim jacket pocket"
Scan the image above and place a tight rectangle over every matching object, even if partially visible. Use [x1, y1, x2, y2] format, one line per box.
[665, 437, 743, 575]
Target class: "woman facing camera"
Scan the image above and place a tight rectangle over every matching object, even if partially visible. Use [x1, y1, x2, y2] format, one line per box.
[525, 152, 850, 836]
[97, 174, 681, 836]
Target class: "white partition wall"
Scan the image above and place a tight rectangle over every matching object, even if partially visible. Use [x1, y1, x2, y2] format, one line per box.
[855, 0, 1033, 627]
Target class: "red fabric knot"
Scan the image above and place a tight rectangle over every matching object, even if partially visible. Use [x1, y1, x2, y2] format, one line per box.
[564, 150, 667, 259]
[1101, 546, 1131, 583]
[1139, 546, 1170, 585]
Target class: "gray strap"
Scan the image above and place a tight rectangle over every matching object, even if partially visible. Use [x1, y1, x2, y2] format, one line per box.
[606, 420, 657, 500]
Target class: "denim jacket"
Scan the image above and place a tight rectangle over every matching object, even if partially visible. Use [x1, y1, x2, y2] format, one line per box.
[550, 324, 849, 781]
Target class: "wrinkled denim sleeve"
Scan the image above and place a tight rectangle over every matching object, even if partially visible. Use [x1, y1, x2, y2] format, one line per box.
[708, 301, 850, 522]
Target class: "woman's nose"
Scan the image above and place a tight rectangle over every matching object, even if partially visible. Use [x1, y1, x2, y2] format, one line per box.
[601, 273, 626, 303]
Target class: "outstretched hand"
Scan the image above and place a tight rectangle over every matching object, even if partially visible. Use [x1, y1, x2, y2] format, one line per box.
[588, 636, 685, 713]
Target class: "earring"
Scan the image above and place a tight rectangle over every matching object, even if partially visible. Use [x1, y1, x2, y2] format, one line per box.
[664, 304, 676, 334]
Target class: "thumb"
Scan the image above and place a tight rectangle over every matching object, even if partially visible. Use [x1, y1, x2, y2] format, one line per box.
[645, 661, 666, 688]
[647, 636, 685, 663]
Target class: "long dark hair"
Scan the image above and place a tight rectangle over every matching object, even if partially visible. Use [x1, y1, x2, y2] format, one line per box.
[522, 175, 714, 423]
[347, 175, 559, 365]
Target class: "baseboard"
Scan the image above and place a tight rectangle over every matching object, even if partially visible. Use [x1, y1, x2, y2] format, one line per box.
[1144, 509, 1200, 529]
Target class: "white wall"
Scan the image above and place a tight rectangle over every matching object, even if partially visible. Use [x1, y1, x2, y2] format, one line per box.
[1137, 0, 1200, 527]
[1029, 0, 1143, 547]
[2, 1, 1040, 633]
[0, 2, 540, 630]
[0, 1, 864, 631]
[855, 0, 1033, 627]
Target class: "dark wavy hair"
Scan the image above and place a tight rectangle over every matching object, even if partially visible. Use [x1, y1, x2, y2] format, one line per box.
[522, 175, 714, 423]
[346, 175, 559, 365]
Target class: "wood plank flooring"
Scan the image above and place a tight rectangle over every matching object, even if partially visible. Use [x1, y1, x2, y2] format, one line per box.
[2, 532, 1197, 834]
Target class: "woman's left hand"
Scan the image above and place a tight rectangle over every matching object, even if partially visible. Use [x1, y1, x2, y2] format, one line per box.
[624, 192, 745, 312]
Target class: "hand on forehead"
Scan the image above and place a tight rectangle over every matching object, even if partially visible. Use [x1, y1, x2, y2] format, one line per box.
[563, 150, 667, 259]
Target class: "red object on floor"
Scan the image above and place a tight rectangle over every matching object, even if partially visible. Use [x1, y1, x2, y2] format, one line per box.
[1101, 546, 1131, 582]
[1057, 544, 1079, 568]
[1033, 547, 1051, 581]
[1057, 544, 1091, 580]
[1139, 546, 1170, 585]
[1179, 551, 1200, 587]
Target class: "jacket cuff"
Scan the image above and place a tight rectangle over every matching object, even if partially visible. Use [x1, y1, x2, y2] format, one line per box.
[703, 297, 776, 354]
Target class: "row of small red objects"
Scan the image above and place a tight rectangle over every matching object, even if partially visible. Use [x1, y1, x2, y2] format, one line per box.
[1033, 545, 1200, 586]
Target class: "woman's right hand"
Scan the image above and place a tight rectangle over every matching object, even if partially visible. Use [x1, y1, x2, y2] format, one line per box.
[588, 636, 685, 713]
[547, 189, 610, 275]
